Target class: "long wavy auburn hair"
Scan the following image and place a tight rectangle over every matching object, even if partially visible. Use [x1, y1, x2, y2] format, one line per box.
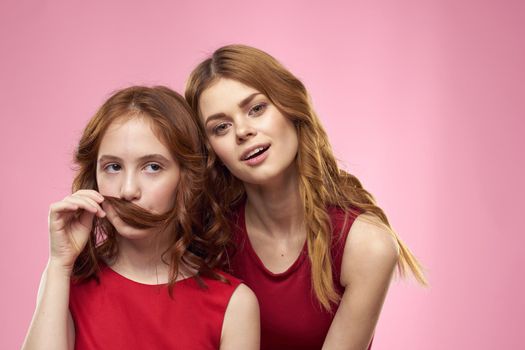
[185, 45, 427, 310]
[72, 85, 226, 292]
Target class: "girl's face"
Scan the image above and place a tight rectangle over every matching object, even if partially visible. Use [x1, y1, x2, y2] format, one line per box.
[96, 115, 180, 239]
[198, 78, 299, 186]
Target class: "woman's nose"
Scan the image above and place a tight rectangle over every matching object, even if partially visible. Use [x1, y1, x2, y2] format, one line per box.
[236, 120, 257, 144]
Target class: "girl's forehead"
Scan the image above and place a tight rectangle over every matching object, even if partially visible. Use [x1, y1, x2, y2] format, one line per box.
[98, 116, 171, 158]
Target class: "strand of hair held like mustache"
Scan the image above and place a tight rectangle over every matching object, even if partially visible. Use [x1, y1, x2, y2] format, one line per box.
[100, 196, 172, 230]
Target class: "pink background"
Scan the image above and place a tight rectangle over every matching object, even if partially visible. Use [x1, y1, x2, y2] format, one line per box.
[1, 0, 523, 348]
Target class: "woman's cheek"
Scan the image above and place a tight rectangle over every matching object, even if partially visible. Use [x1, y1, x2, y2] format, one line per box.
[215, 148, 235, 168]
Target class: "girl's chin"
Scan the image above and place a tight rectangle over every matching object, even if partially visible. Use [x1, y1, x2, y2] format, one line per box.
[115, 226, 158, 240]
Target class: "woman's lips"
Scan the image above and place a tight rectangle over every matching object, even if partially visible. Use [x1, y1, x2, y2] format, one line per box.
[240, 144, 271, 160]
[242, 145, 270, 166]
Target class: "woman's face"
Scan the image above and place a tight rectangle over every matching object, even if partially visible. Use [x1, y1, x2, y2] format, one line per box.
[96, 115, 180, 239]
[198, 78, 299, 186]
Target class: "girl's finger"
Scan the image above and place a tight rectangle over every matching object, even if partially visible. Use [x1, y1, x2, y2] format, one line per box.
[49, 201, 80, 219]
[62, 196, 101, 216]
[77, 208, 96, 231]
[101, 202, 122, 227]
[72, 189, 105, 203]
[72, 194, 106, 218]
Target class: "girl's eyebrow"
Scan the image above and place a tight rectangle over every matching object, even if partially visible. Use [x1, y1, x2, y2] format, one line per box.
[137, 154, 170, 163]
[98, 154, 170, 164]
[204, 93, 262, 126]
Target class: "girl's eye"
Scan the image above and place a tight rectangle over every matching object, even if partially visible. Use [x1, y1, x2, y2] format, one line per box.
[144, 163, 162, 173]
[248, 103, 267, 116]
[104, 163, 121, 173]
[212, 122, 231, 135]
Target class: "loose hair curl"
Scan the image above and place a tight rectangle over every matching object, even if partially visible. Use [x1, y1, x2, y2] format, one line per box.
[185, 45, 427, 310]
[72, 85, 226, 292]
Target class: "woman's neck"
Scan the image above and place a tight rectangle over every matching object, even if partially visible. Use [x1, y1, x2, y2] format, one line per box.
[244, 167, 304, 239]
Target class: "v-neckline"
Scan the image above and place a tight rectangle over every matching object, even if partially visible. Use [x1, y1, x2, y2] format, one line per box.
[239, 202, 308, 278]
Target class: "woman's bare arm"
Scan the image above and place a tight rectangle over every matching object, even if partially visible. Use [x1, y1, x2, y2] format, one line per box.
[322, 213, 399, 350]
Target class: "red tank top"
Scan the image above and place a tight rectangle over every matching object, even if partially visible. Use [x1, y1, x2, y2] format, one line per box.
[230, 203, 371, 350]
[69, 266, 241, 349]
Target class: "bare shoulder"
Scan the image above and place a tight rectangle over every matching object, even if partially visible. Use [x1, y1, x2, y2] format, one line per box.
[347, 212, 400, 260]
[228, 283, 259, 310]
[340, 212, 400, 286]
[220, 283, 260, 350]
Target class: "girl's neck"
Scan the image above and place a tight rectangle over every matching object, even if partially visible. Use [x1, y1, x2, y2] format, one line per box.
[110, 228, 176, 284]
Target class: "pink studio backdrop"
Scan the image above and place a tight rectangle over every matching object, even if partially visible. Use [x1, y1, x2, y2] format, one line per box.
[1, 1, 523, 349]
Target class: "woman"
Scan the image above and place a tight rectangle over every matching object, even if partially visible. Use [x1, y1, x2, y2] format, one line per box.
[185, 45, 426, 350]
[22, 86, 259, 350]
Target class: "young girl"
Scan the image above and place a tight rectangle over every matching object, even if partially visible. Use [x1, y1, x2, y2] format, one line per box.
[185, 45, 426, 350]
[23, 86, 259, 350]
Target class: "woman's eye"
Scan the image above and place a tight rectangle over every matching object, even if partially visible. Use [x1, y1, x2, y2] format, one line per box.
[249, 103, 267, 116]
[144, 163, 162, 173]
[104, 163, 121, 173]
[213, 123, 231, 135]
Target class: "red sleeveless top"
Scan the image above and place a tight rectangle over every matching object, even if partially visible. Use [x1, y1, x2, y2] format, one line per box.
[230, 204, 371, 350]
[69, 266, 241, 350]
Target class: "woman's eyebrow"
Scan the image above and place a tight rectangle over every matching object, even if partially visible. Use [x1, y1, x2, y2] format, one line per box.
[204, 112, 227, 126]
[204, 93, 262, 126]
[238, 92, 261, 108]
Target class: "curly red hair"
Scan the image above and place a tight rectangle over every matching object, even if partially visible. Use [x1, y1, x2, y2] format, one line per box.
[72, 86, 227, 291]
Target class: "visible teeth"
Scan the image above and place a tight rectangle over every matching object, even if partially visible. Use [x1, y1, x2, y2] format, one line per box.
[245, 147, 265, 160]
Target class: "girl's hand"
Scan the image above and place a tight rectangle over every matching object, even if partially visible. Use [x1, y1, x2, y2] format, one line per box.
[48, 190, 106, 271]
